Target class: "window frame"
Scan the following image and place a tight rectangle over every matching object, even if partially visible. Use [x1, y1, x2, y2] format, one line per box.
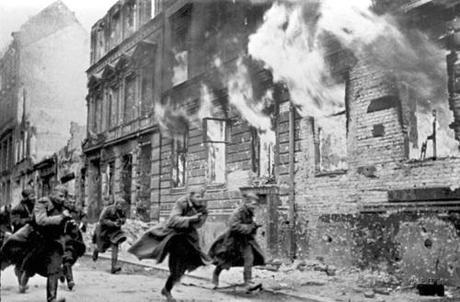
[202, 117, 231, 143]
[313, 112, 348, 176]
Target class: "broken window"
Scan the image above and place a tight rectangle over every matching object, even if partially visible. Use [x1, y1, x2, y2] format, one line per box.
[251, 129, 275, 179]
[171, 133, 188, 188]
[139, 143, 152, 199]
[121, 154, 133, 215]
[314, 112, 348, 173]
[399, 82, 459, 160]
[124, 75, 137, 122]
[108, 161, 115, 198]
[170, 4, 192, 86]
[203, 118, 229, 184]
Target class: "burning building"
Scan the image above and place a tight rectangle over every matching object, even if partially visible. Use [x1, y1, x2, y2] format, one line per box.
[84, 0, 460, 283]
[0, 1, 88, 204]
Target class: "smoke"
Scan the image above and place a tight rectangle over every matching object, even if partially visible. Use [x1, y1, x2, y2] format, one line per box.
[248, 0, 458, 155]
[225, 58, 273, 133]
[198, 56, 276, 144]
[197, 83, 214, 121]
[154, 99, 190, 138]
[248, 0, 402, 116]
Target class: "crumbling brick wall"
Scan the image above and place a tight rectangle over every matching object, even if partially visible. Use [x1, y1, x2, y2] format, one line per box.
[285, 57, 460, 283]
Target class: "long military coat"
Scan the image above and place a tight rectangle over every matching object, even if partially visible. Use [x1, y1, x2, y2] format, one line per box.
[62, 205, 86, 265]
[208, 203, 265, 269]
[11, 199, 34, 233]
[92, 205, 127, 252]
[128, 196, 209, 272]
[0, 197, 70, 277]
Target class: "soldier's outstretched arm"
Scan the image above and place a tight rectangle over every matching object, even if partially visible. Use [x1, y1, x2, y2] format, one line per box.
[194, 211, 208, 228]
[167, 199, 196, 229]
[229, 208, 256, 235]
[99, 207, 117, 227]
[34, 198, 64, 226]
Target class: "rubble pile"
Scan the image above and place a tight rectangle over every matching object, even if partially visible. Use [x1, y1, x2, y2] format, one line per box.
[83, 219, 152, 253]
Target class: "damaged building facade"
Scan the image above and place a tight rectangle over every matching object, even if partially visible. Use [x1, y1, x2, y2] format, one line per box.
[0, 1, 88, 204]
[84, 0, 460, 283]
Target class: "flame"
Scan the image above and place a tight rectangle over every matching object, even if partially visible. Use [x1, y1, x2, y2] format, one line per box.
[226, 58, 273, 132]
[153, 99, 189, 138]
[248, 0, 459, 155]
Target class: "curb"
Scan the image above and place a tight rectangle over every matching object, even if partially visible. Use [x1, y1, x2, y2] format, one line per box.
[83, 253, 333, 302]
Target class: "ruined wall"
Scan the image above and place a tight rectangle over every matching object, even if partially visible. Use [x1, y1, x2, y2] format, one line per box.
[57, 122, 86, 203]
[289, 58, 460, 284]
[20, 23, 88, 163]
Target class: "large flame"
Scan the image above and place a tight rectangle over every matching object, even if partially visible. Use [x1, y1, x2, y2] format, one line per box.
[248, 0, 459, 156]
[226, 58, 273, 133]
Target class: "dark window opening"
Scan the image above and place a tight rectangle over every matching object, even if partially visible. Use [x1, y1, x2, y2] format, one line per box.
[121, 154, 133, 216]
[171, 133, 188, 188]
[138, 143, 152, 221]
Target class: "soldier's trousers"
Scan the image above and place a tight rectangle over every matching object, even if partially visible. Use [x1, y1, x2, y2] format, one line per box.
[213, 245, 254, 283]
[47, 273, 60, 302]
[164, 241, 190, 292]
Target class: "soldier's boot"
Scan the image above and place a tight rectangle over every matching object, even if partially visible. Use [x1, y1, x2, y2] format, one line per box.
[212, 266, 222, 289]
[111, 244, 121, 274]
[64, 264, 75, 290]
[47, 274, 66, 302]
[14, 266, 20, 282]
[243, 270, 262, 293]
[161, 287, 176, 302]
[18, 270, 30, 293]
[92, 249, 99, 262]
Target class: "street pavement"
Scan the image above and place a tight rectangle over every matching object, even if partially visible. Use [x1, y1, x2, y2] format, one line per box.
[0, 257, 314, 302]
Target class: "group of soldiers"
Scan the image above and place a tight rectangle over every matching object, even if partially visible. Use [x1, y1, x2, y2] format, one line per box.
[128, 187, 265, 301]
[0, 186, 87, 302]
[0, 184, 265, 302]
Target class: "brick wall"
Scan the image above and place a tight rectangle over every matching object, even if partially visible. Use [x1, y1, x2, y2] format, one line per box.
[285, 58, 460, 282]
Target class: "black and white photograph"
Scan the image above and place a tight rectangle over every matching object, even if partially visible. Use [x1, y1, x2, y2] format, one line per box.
[1, 0, 460, 301]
